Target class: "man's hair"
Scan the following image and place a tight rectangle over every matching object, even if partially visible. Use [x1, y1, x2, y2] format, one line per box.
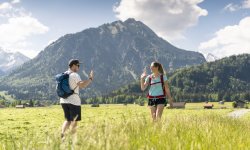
[68, 59, 81, 67]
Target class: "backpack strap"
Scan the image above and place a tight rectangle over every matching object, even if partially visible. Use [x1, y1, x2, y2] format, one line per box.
[67, 71, 79, 94]
[147, 74, 166, 99]
[148, 75, 152, 85]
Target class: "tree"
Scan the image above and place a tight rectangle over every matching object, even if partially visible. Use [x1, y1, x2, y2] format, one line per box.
[223, 92, 231, 101]
[241, 93, 250, 101]
[0, 100, 5, 105]
[213, 76, 221, 90]
[231, 94, 240, 101]
[217, 92, 224, 101]
[35, 100, 41, 106]
[18, 100, 22, 105]
[209, 95, 213, 101]
[29, 100, 34, 107]
[176, 78, 184, 88]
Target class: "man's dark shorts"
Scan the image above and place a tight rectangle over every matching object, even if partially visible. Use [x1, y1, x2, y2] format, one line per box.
[61, 103, 81, 121]
[148, 98, 167, 107]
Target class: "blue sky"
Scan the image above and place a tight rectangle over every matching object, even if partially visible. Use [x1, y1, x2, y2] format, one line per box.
[0, 0, 250, 58]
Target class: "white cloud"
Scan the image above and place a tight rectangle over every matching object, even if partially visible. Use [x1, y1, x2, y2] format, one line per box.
[11, 0, 20, 4]
[0, 1, 27, 18]
[0, 2, 12, 10]
[113, 0, 207, 41]
[0, 1, 49, 58]
[0, 2, 12, 18]
[0, 16, 49, 48]
[0, 16, 48, 39]
[224, 0, 250, 12]
[224, 3, 241, 12]
[243, 0, 250, 8]
[199, 17, 250, 58]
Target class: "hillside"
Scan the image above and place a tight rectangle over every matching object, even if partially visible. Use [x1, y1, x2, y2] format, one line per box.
[101, 54, 250, 103]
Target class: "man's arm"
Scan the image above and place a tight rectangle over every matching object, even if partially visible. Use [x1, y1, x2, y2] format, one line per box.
[77, 79, 92, 89]
[78, 70, 94, 89]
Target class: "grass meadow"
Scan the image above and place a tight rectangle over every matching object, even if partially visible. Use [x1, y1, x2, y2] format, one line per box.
[0, 103, 249, 150]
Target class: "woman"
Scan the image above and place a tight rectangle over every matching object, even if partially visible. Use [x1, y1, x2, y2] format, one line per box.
[140, 62, 174, 121]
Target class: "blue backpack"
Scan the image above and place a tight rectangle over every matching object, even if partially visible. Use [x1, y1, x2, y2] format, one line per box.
[55, 72, 74, 98]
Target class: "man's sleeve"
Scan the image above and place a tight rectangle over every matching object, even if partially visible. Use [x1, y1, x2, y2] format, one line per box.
[72, 73, 81, 84]
[75, 74, 81, 83]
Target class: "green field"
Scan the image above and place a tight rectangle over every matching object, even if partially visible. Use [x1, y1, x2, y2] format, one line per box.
[0, 104, 249, 150]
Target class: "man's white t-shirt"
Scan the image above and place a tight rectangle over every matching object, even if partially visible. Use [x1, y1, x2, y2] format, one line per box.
[60, 70, 81, 106]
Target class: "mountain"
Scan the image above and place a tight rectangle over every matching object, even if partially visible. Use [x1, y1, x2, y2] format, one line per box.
[0, 69, 5, 76]
[169, 54, 250, 96]
[0, 48, 30, 74]
[205, 53, 219, 62]
[0, 18, 206, 101]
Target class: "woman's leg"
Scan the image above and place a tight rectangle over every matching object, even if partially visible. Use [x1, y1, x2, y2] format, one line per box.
[149, 106, 157, 121]
[156, 104, 165, 121]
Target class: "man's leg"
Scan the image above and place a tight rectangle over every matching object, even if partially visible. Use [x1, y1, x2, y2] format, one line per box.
[61, 121, 71, 138]
[70, 121, 78, 144]
[61, 104, 71, 138]
[70, 121, 77, 134]
[70, 105, 80, 135]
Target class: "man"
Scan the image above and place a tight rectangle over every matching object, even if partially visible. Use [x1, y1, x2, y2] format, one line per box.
[60, 59, 94, 139]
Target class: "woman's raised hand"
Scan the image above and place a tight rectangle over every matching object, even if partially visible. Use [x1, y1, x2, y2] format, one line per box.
[141, 68, 147, 79]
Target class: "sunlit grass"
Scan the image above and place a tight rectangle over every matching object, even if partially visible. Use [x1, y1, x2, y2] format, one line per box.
[0, 104, 249, 150]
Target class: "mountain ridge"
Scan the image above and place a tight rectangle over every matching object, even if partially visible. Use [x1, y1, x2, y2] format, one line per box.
[0, 18, 206, 100]
[0, 48, 30, 74]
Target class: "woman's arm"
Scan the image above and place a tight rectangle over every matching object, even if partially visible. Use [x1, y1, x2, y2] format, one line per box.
[140, 71, 148, 91]
[141, 78, 148, 91]
[164, 81, 174, 106]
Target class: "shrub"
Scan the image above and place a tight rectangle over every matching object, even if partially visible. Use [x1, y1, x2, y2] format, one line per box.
[232, 101, 237, 108]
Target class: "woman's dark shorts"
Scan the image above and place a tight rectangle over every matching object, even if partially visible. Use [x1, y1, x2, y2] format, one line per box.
[148, 98, 167, 107]
[61, 104, 81, 121]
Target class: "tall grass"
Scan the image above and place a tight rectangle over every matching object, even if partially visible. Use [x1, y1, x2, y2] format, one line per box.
[0, 105, 249, 150]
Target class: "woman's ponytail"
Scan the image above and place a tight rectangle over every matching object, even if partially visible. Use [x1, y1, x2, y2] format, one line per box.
[158, 63, 165, 74]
